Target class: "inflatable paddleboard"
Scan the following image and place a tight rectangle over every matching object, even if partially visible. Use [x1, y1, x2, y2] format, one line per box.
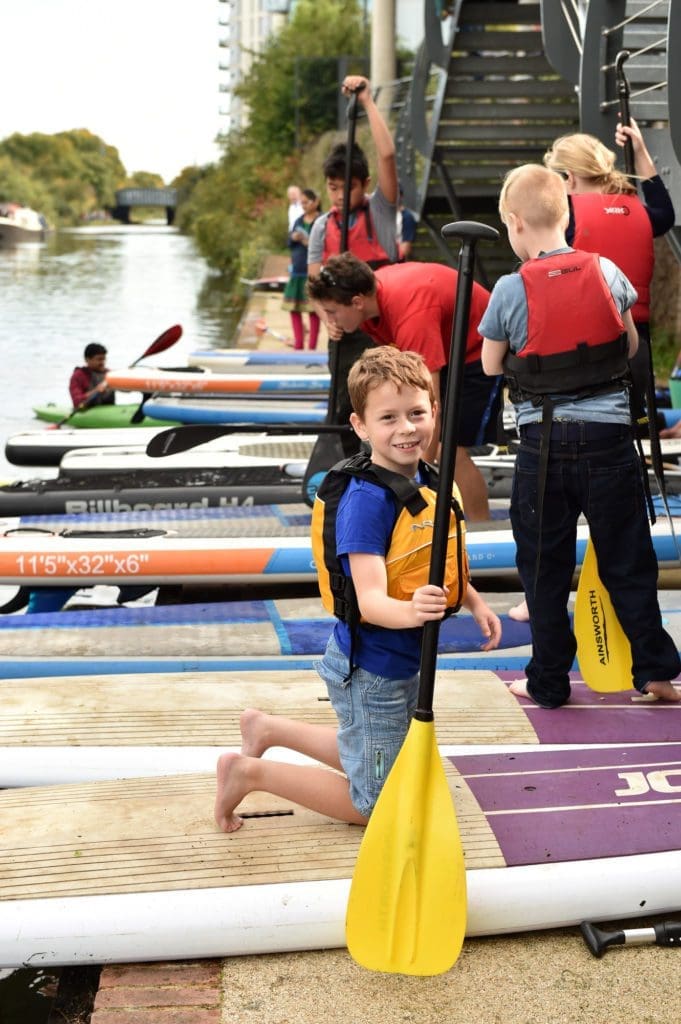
[142, 396, 328, 425]
[188, 348, 328, 370]
[0, 466, 307, 516]
[32, 403, 178, 429]
[0, 517, 680, 585]
[0, 593, 533, 656]
[107, 366, 330, 395]
[1, 742, 680, 967]
[57, 437, 315, 476]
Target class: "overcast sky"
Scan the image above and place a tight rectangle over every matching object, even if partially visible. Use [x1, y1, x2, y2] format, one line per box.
[0, 0, 423, 183]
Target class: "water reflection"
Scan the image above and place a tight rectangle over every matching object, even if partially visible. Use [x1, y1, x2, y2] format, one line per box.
[0, 225, 242, 476]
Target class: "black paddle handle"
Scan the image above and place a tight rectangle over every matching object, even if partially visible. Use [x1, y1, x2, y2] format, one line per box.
[581, 919, 681, 957]
[615, 51, 635, 177]
[415, 221, 499, 721]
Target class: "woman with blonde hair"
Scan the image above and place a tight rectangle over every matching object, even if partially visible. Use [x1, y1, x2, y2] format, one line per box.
[509, 119, 674, 622]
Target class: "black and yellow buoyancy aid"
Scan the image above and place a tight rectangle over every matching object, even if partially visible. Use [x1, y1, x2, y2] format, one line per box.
[311, 453, 469, 634]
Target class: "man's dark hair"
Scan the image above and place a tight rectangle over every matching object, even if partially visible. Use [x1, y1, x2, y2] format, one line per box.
[322, 142, 370, 183]
[84, 343, 107, 359]
[307, 253, 376, 305]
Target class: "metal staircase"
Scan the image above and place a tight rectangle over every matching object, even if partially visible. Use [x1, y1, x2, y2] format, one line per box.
[541, 0, 681, 263]
[394, 0, 681, 283]
[395, 1, 579, 287]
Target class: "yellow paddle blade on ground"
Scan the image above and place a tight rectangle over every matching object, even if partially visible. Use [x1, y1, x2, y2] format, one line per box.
[575, 539, 633, 692]
[345, 719, 467, 976]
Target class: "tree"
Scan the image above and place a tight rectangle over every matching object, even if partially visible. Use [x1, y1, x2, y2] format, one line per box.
[236, 0, 367, 158]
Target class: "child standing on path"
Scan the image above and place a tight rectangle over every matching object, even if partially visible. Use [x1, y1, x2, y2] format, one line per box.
[479, 163, 680, 708]
[283, 188, 322, 350]
[307, 74, 398, 454]
[214, 348, 501, 832]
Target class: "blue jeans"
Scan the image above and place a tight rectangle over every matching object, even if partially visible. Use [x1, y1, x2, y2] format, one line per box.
[511, 421, 680, 708]
[314, 634, 419, 816]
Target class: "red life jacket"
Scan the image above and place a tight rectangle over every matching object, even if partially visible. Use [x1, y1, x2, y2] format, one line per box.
[503, 250, 629, 400]
[571, 192, 653, 322]
[322, 201, 391, 268]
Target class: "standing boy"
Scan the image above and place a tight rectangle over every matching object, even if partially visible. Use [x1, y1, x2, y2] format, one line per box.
[307, 253, 500, 521]
[479, 163, 680, 707]
[214, 347, 501, 832]
[307, 74, 398, 446]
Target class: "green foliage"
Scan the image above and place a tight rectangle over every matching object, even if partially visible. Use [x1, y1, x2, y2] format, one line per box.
[237, 0, 367, 158]
[0, 129, 127, 224]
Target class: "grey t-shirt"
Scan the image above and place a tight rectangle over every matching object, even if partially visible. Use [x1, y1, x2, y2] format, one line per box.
[308, 186, 397, 266]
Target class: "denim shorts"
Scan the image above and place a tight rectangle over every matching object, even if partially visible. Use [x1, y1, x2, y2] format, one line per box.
[314, 633, 419, 817]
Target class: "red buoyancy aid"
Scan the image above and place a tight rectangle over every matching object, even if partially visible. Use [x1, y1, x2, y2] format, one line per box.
[322, 201, 391, 268]
[503, 250, 629, 399]
[571, 192, 654, 322]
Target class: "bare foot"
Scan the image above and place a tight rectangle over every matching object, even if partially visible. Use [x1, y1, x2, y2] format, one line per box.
[641, 681, 681, 703]
[508, 599, 529, 623]
[240, 708, 271, 757]
[509, 679, 530, 698]
[214, 752, 251, 832]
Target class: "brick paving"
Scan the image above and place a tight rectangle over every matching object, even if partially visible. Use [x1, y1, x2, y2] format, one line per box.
[90, 960, 222, 1024]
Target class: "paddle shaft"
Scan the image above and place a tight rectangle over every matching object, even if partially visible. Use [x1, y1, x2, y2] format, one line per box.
[146, 422, 351, 457]
[615, 53, 680, 555]
[325, 88, 361, 424]
[415, 221, 499, 721]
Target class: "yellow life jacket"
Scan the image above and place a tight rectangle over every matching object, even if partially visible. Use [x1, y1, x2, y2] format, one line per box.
[311, 453, 469, 628]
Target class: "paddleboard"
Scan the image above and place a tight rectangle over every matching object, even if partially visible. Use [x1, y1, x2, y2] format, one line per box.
[57, 437, 315, 476]
[188, 348, 328, 370]
[1, 517, 680, 585]
[32, 403, 178, 429]
[1, 742, 680, 967]
[0, 468, 306, 516]
[142, 396, 328, 425]
[0, 593, 533, 656]
[107, 366, 330, 395]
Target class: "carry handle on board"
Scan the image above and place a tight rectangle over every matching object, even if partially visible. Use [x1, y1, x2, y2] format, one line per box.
[345, 220, 499, 977]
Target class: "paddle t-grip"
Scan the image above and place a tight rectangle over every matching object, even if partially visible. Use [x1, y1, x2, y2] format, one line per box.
[615, 50, 635, 177]
[581, 920, 681, 958]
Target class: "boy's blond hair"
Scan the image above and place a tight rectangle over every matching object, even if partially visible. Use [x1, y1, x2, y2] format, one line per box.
[499, 164, 568, 229]
[347, 347, 435, 420]
[544, 132, 636, 195]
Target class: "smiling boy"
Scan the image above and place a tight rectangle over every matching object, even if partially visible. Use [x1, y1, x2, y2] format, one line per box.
[214, 347, 501, 833]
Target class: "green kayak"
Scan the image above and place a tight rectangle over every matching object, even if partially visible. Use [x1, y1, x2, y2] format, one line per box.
[33, 403, 180, 429]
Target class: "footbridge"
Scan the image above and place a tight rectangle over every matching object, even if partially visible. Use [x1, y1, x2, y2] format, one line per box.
[111, 188, 178, 225]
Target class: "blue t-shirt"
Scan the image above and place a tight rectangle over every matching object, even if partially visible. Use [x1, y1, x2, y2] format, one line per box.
[478, 249, 637, 427]
[332, 475, 423, 677]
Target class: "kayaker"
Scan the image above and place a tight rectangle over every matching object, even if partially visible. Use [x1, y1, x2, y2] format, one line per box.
[69, 343, 115, 410]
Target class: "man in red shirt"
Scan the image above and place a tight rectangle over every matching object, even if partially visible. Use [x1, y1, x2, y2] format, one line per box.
[69, 343, 114, 409]
[308, 254, 500, 520]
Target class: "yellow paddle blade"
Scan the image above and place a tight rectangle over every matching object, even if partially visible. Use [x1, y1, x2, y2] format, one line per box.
[575, 539, 632, 692]
[345, 719, 466, 976]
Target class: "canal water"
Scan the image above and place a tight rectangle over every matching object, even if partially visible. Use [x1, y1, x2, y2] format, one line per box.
[0, 223, 241, 479]
[0, 225, 239, 1020]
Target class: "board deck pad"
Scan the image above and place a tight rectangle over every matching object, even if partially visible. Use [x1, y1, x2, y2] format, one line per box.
[1, 744, 680, 904]
[1, 669, 680, 748]
[449, 744, 681, 866]
[0, 600, 533, 658]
